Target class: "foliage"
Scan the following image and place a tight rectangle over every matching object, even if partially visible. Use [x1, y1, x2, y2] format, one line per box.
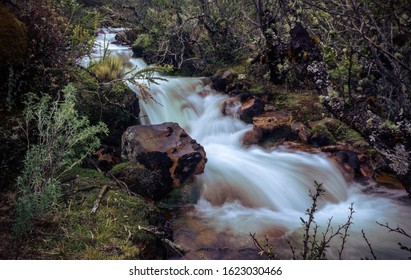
[119, 0, 256, 74]
[13, 84, 108, 236]
[0, 0, 101, 110]
[297, 0, 411, 121]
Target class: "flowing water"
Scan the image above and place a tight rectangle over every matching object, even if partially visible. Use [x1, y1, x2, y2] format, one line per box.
[88, 29, 411, 260]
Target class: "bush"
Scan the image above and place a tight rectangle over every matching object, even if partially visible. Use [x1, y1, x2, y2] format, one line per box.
[13, 84, 108, 236]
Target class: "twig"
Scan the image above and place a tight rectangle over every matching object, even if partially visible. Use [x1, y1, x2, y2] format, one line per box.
[87, 158, 132, 196]
[338, 203, 355, 259]
[59, 175, 79, 184]
[286, 239, 297, 260]
[90, 185, 109, 215]
[138, 226, 185, 257]
[377, 222, 411, 239]
[250, 233, 276, 259]
[361, 229, 377, 260]
[106, 171, 132, 196]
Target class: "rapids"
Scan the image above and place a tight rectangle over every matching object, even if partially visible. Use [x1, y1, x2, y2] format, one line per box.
[87, 29, 411, 259]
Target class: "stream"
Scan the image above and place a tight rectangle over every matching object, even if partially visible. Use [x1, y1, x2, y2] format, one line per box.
[86, 29, 411, 260]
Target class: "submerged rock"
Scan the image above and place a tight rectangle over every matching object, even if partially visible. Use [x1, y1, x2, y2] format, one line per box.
[121, 122, 207, 192]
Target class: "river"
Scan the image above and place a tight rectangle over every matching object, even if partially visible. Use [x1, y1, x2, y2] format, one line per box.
[86, 29, 411, 260]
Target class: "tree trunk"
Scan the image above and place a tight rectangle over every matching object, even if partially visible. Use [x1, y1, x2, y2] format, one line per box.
[323, 95, 411, 196]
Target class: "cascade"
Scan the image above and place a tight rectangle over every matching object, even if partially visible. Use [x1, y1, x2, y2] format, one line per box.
[87, 29, 411, 259]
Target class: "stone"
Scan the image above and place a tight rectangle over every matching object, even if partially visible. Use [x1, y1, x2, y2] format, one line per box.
[242, 128, 263, 146]
[121, 122, 207, 189]
[248, 111, 298, 144]
[113, 163, 171, 200]
[222, 97, 242, 118]
[210, 70, 237, 92]
[115, 29, 138, 46]
[253, 111, 292, 133]
[239, 98, 265, 123]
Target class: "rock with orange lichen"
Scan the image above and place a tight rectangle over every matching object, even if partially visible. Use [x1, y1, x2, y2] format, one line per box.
[121, 122, 207, 192]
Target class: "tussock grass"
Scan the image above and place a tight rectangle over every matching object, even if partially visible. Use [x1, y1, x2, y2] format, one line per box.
[90, 56, 125, 82]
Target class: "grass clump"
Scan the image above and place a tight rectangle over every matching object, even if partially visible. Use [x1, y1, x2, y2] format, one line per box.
[90, 56, 125, 82]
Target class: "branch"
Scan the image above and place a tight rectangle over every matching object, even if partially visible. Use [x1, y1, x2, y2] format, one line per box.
[90, 185, 109, 215]
[361, 229, 377, 260]
[138, 226, 185, 257]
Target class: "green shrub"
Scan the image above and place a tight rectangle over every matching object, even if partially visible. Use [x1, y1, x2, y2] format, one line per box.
[13, 84, 108, 236]
[133, 33, 156, 52]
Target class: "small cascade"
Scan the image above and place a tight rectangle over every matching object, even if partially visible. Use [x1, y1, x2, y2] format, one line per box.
[87, 29, 411, 259]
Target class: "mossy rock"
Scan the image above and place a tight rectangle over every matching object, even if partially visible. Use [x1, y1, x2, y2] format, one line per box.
[0, 4, 28, 67]
[112, 162, 172, 201]
[308, 118, 370, 148]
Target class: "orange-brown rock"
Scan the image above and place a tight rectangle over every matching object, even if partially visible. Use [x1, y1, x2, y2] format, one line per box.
[253, 111, 291, 132]
[374, 172, 405, 190]
[121, 122, 207, 189]
[242, 127, 263, 146]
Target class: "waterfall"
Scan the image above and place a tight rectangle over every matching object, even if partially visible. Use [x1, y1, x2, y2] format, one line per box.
[88, 29, 411, 259]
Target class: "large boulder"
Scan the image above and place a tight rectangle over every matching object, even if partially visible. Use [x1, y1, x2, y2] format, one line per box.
[121, 122, 207, 189]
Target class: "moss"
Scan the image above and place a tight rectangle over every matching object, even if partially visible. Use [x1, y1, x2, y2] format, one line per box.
[21, 166, 165, 259]
[309, 118, 370, 148]
[65, 166, 113, 186]
[70, 66, 99, 92]
[274, 89, 328, 122]
[379, 120, 399, 132]
[343, 128, 370, 148]
[110, 162, 132, 174]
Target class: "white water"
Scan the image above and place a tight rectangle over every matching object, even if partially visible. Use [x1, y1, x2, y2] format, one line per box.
[90, 30, 411, 259]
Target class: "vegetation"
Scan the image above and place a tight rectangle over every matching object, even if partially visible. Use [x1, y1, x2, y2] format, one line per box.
[13, 84, 108, 236]
[0, 0, 410, 260]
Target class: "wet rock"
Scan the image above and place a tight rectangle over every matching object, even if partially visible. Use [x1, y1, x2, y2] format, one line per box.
[239, 98, 265, 124]
[321, 145, 374, 182]
[223, 94, 264, 123]
[374, 172, 405, 190]
[114, 29, 138, 46]
[359, 163, 373, 178]
[210, 70, 237, 92]
[121, 122, 207, 189]
[242, 128, 263, 146]
[252, 112, 295, 142]
[291, 122, 308, 143]
[222, 97, 242, 118]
